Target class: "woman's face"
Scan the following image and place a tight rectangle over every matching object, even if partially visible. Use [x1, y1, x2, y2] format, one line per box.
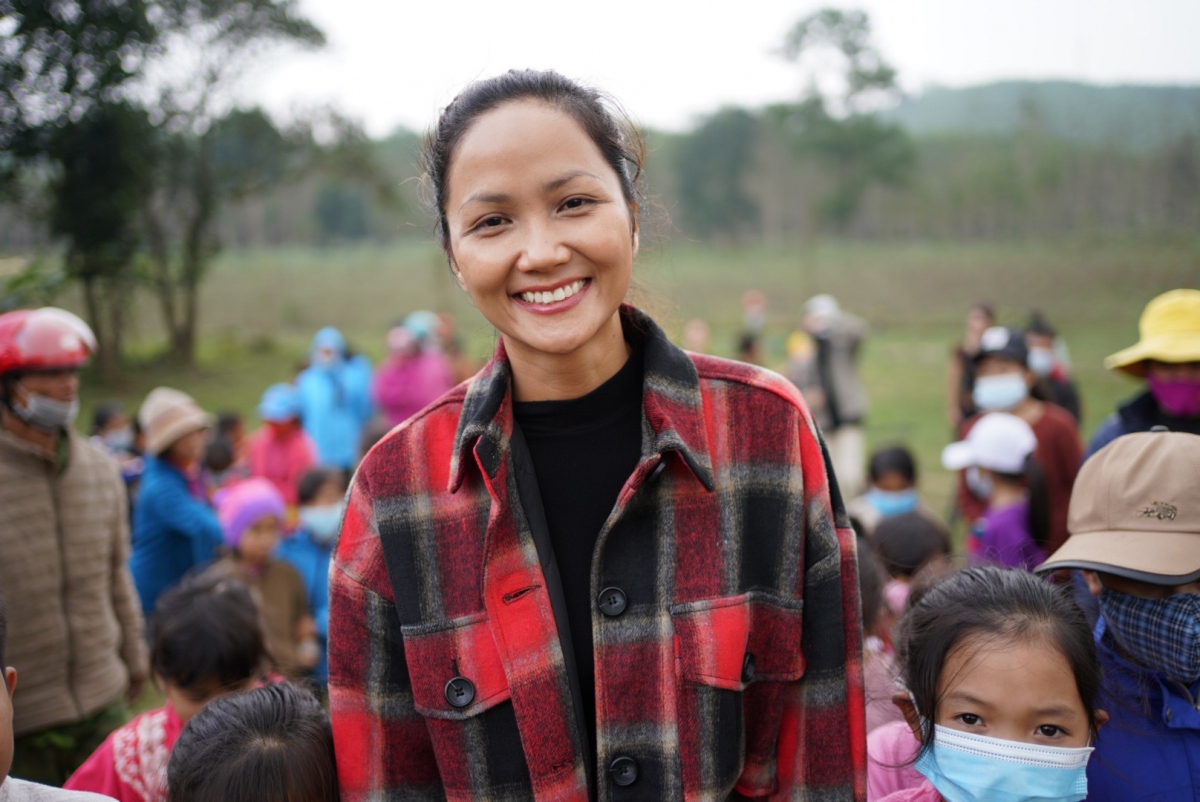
[444, 100, 637, 363]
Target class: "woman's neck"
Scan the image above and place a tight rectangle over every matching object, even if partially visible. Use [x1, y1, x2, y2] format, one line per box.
[506, 312, 631, 402]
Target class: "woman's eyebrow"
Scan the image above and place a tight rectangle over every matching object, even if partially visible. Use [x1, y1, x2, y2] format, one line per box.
[543, 170, 602, 192]
[459, 191, 509, 211]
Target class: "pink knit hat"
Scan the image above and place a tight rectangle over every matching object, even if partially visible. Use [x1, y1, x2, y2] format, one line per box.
[216, 478, 286, 549]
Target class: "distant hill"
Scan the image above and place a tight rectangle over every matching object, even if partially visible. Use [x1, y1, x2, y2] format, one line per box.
[884, 81, 1200, 152]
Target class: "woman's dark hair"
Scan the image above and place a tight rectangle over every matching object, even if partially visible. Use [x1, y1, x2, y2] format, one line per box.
[423, 69, 645, 251]
[868, 446, 917, 484]
[1026, 310, 1056, 338]
[898, 566, 1101, 753]
[167, 683, 338, 802]
[204, 438, 235, 474]
[151, 575, 266, 692]
[873, 513, 951, 579]
[297, 467, 347, 507]
[992, 456, 1052, 551]
[91, 401, 125, 435]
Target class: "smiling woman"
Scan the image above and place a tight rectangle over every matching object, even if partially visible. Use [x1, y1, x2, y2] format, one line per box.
[327, 70, 866, 802]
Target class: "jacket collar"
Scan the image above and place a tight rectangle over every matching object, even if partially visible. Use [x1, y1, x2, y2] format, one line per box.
[449, 305, 714, 492]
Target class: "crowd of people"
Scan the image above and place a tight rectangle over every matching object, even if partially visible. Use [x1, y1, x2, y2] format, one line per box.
[0, 68, 1197, 802]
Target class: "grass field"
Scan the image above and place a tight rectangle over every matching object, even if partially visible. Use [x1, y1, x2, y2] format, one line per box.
[80, 234, 1200, 526]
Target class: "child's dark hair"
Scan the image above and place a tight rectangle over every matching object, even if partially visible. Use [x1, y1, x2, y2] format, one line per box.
[297, 467, 347, 507]
[204, 437, 235, 474]
[151, 575, 266, 692]
[91, 401, 125, 436]
[869, 446, 917, 485]
[167, 683, 338, 802]
[873, 513, 950, 579]
[992, 456, 1052, 550]
[217, 411, 243, 440]
[898, 566, 1101, 753]
[423, 69, 645, 252]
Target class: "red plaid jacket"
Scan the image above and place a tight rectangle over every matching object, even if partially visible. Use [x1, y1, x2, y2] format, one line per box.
[329, 307, 866, 801]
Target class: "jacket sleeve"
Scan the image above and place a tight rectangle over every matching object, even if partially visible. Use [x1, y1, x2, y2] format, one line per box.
[771, 425, 867, 801]
[108, 463, 148, 683]
[149, 477, 224, 566]
[328, 468, 442, 800]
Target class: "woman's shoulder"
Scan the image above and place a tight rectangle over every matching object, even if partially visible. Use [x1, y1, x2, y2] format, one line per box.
[688, 353, 809, 413]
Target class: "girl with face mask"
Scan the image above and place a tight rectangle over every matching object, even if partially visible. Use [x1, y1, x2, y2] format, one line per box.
[275, 468, 347, 688]
[879, 566, 1107, 802]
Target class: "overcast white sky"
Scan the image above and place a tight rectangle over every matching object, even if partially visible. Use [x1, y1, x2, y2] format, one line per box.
[240, 0, 1200, 137]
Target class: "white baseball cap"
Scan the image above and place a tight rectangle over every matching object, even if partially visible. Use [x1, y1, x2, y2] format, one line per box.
[942, 412, 1037, 474]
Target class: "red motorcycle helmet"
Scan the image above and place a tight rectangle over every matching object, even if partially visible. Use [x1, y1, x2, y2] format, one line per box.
[0, 307, 97, 378]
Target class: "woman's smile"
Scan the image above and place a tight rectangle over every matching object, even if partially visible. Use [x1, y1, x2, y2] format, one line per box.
[512, 278, 591, 313]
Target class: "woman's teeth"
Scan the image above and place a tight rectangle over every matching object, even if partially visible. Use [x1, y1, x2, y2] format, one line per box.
[519, 279, 586, 305]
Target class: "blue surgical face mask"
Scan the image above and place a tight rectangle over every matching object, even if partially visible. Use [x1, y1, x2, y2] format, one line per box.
[298, 502, 345, 546]
[973, 373, 1028, 412]
[915, 724, 1093, 802]
[966, 466, 994, 499]
[867, 487, 919, 518]
[1027, 348, 1056, 378]
[1099, 588, 1200, 685]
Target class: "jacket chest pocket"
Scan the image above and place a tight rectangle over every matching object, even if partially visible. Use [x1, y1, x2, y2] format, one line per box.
[669, 593, 805, 799]
[400, 613, 533, 795]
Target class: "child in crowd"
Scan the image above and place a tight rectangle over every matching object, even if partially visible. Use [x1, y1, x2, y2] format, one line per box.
[215, 412, 246, 462]
[0, 595, 112, 801]
[858, 538, 904, 735]
[247, 383, 317, 509]
[873, 512, 951, 620]
[65, 577, 268, 802]
[204, 479, 317, 678]
[878, 566, 1105, 801]
[942, 412, 1050, 571]
[275, 468, 347, 686]
[1037, 430, 1200, 801]
[165, 683, 337, 802]
[848, 446, 939, 536]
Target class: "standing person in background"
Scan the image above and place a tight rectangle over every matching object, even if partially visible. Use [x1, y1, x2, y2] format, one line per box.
[945, 303, 994, 430]
[247, 383, 317, 509]
[953, 326, 1081, 556]
[1087, 288, 1200, 457]
[130, 388, 224, 617]
[90, 401, 134, 457]
[1025, 311, 1081, 423]
[805, 293, 869, 498]
[1037, 431, 1200, 802]
[0, 308, 148, 786]
[371, 311, 456, 427]
[436, 311, 477, 384]
[329, 69, 864, 800]
[296, 327, 373, 473]
[276, 468, 347, 688]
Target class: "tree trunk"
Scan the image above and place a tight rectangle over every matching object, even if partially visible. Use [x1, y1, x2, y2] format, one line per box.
[81, 273, 118, 382]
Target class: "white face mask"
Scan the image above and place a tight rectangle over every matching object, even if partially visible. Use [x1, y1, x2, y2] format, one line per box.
[298, 502, 345, 545]
[12, 388, 80, 431]
[973, 373, 1028, 412]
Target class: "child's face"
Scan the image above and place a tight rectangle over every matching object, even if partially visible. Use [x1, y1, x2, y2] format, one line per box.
[161, 675, 254, 725]
[239, 515, 281, 566]
[873, 470, 914, 492]
[1, 667, 16, 779]
[308, 479, 344, 509]
[934, 634, 1093, 748]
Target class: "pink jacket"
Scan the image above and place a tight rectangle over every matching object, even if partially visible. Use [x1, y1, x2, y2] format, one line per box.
[247, 427, 318, 506]
[878, 781, 940, 801]
[868, 719, 926, 801]
[65, 703, 183, 802]
[371, 351, 456, 427]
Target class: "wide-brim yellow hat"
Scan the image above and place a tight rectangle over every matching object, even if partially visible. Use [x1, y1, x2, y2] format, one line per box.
[1105, 288, 1200, 377]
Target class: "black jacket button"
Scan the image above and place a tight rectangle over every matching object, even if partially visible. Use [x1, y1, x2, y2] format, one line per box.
[444, 676, 475, 708]
[742, 652, 756, 683]
[598, 587, 628, 617]
[609, 755, 639, 786]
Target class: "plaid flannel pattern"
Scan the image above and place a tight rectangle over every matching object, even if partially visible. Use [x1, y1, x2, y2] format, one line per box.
[1099, 588, 1200, 684]
[329, 306, 866, 801]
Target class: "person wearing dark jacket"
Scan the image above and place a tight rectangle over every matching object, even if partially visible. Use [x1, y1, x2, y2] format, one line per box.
[1086, 289, 1200, 459]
